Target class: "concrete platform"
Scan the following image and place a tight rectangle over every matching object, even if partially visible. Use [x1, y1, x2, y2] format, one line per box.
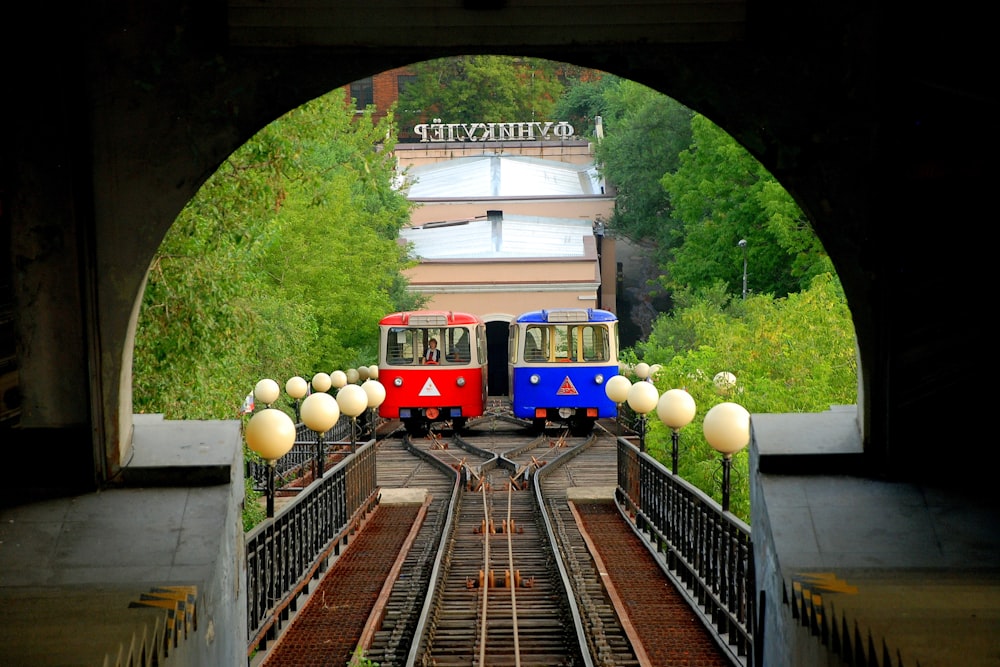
[753, 409, 1000, 667]
[379, 487, 428, 504]
[566, 486, 617, 502]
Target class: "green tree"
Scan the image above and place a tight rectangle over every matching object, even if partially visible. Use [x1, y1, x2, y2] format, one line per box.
[395, 55, 564, 130]
[633, 273, 856, 521]
[593, 80, 694, 246]
[661, 114, 832, 298]
[552, 72, 622, 135]
[133, 90, 419, 420]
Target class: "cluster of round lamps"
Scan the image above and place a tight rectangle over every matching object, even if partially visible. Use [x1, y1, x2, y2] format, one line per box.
[604, 364, 750, 512]
[245, 368, 386, 517]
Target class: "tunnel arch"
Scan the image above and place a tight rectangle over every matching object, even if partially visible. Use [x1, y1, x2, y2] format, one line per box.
[10, 4, 984, 491]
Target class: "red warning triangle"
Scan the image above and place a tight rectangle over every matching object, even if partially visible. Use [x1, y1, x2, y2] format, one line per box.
[556, 376, 579, 395]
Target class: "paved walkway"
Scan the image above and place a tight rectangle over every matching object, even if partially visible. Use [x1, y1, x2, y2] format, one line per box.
[255, 503, 421, 667]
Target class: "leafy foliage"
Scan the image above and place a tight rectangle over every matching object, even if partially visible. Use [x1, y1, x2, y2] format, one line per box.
[661, 114, 833, 298]
[552, 73, 623, 137]
[593, 80, 694, 246]
[133, 90, 419, 420]
[395, 55, 565, 130]
[634, 274, 857, 521]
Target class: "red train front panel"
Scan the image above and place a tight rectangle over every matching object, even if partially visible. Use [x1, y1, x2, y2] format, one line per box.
[377, 310, 487, 435]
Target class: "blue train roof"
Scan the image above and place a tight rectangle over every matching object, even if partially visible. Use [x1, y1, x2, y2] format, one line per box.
[515, 308, 617, 324]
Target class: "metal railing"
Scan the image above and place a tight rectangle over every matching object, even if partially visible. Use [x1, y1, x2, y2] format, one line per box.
[245, 436, 378, 655]
[616, 438, 757, 666]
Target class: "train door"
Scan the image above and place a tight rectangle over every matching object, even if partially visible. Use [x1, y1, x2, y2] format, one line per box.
[485, 320, 509, 396]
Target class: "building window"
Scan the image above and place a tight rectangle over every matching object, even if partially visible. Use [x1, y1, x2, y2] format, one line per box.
[397, 74, 416, 98]
[350, 77, 373, 112]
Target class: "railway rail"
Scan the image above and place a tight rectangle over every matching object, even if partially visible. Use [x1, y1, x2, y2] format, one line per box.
[367, 408, 642, 666]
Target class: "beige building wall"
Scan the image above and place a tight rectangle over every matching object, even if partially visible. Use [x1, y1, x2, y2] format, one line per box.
[396, 140, 617, 318]
[403, 242, 607, 317]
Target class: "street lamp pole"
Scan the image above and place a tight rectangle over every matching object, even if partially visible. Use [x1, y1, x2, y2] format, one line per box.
[337, 384, 369, 453]
[703, 401, 751, 512]
[656, 388, 697, 475]
[605, 374, 632, 437]
[738, 239, 748, 299]
[626, 379, 659, 453]
[245, 408, 296, 518]
[361, 377, 386, 440]
[300, 390, 340, 483]
[285, 376, 308, 423]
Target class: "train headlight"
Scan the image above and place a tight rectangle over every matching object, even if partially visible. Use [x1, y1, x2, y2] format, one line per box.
[393, 377, 403, 387]
[530, 374, 541, 384]
[456, 376, 466, 387]
[595, 374, 605, 384]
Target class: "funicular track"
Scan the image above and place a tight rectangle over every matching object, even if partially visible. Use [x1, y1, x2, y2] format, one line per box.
[392, 407, 642, 667]
[362, 428, 462, 667]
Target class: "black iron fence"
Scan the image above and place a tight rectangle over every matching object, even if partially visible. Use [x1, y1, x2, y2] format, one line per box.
[245, 437, 378, 655]
[616, 438, 757, 666]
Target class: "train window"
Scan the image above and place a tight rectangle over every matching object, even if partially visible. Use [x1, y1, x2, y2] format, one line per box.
[444, 327, 471, 363]
[387, 328, 414, 365]
[520, 324, 610, 362]
[421, 327, 445, 364]
[554, 326, 573, 361]
[580, 325, 609, 361]
[524, 328, 546, 361]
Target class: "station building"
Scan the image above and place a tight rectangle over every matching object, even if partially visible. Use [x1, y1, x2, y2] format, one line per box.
[393, 132, 618, 319]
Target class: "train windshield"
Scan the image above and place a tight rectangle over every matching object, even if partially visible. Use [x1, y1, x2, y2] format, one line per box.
[523, 323, 610, 362]
[385, 326, 474, 365]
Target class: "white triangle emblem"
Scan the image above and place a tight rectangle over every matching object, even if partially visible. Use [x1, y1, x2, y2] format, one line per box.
[419, 377, 441, 397]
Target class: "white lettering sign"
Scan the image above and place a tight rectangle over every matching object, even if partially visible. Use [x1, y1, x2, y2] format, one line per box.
[412, 119, 575, 142]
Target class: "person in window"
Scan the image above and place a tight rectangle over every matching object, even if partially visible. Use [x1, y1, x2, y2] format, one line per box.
[424, 338, 440, 363]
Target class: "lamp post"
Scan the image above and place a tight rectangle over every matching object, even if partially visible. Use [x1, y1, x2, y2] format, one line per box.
[713, 371, 737, 397]
[253, 378, 280, 409]
[312, 372, 332, 394]
[300, 391, 340, 483]
[656, 388, 697, 474]
[245, 408, 296, 518]
[337, 383, 368, 452]
[285, 376, 308, 422]
[330, 370, 348, 390]
[367, 365, 379, 381]
[703, 401, 750, 512]
[634, 362, 651, 382]
[605, 374, 632, 437]
[738, 239, 748, 299]
[626, 379, 659, 452]
[361, 378, 386, 438]
[346, 368, 360, 385]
